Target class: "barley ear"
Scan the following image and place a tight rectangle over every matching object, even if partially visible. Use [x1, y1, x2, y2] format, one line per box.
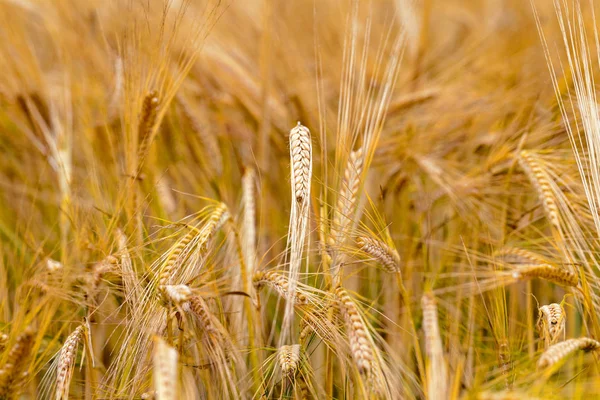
[0, 329, 34, 399]
[153, 337, 178, 400]
[421, 293, 448, 399]
[537, 337, 600, 369]
[55, 325, 85, 400]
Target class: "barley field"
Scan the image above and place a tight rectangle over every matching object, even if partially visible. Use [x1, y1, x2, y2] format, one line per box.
[1, 0, 600, 399]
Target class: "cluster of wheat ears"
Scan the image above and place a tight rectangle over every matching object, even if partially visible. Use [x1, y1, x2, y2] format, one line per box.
[4, 0, 600, 399]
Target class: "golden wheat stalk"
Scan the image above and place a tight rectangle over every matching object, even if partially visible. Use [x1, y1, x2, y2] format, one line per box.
[55, 325, 85, 400]
[511, 264, 578, 287]
[517, 151, 560, 231]
[153, 337, 178, 400]
[253, 271, 308, 305]
[537, 337, 600, 369]
[421, 293, 448, 399]
[357, 236, 400, 273]
[0, 330, 34, 399]
[536, 303, 565, 349]
[334, 286, 373, 376]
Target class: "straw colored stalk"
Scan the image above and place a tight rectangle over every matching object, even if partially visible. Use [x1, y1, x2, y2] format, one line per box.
[537, 337, 600, 369]
[421, 293, 448, 399]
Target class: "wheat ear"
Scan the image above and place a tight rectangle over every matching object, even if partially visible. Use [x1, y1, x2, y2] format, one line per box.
[161, 284, 192, 305]
[517, 151, 560, 230]
[242, 168, 257, 279]
[0, 334, 7, 352]
[137, 90, 161, 166]
[253, 271, 308, 305]
[421, 293, 448, 399]
[0, 330, 34, 399]
[330, 147, 364, 248]
[512, 264, 578, 287]
[494, 247, 549, 264]
[153, 337, 178, 400]
[55, 325, 85, 400]
[159, 203, 229, 286]
[290, 122, 312, 203]
[334, 286, 373, 376]
[537, 337, 600, 369]
[282, 122, 312, 344]
[537, 303, 565, 349]
[357, 236, 400, 273]
[278, 344, 301, 378]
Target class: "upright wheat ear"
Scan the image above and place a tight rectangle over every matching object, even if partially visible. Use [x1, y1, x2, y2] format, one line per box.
[334, 287, 373, 376]
[0, 330, 34, 399]
[537, 303, 565, 349]
[290, 122, 312, 203]
[357, 236, 400, 273]
[512, 264, 578, 287]
[242, 168, 256, 278]
[282, 122, 312, 345]
[56, 325, 85, 400]
[137, 90, 161, 165]
[330, 148, 364, 247]
[537, 337, 600, 369]
[517, 151, 560, 230]
[421, 293, 448, 400]
[153, 337, 178, 400]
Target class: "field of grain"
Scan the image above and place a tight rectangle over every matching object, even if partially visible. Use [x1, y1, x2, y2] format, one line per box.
[1, 0, 600, 399]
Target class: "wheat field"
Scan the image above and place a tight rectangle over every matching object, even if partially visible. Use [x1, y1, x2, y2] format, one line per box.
[1, 0, 600, 399]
